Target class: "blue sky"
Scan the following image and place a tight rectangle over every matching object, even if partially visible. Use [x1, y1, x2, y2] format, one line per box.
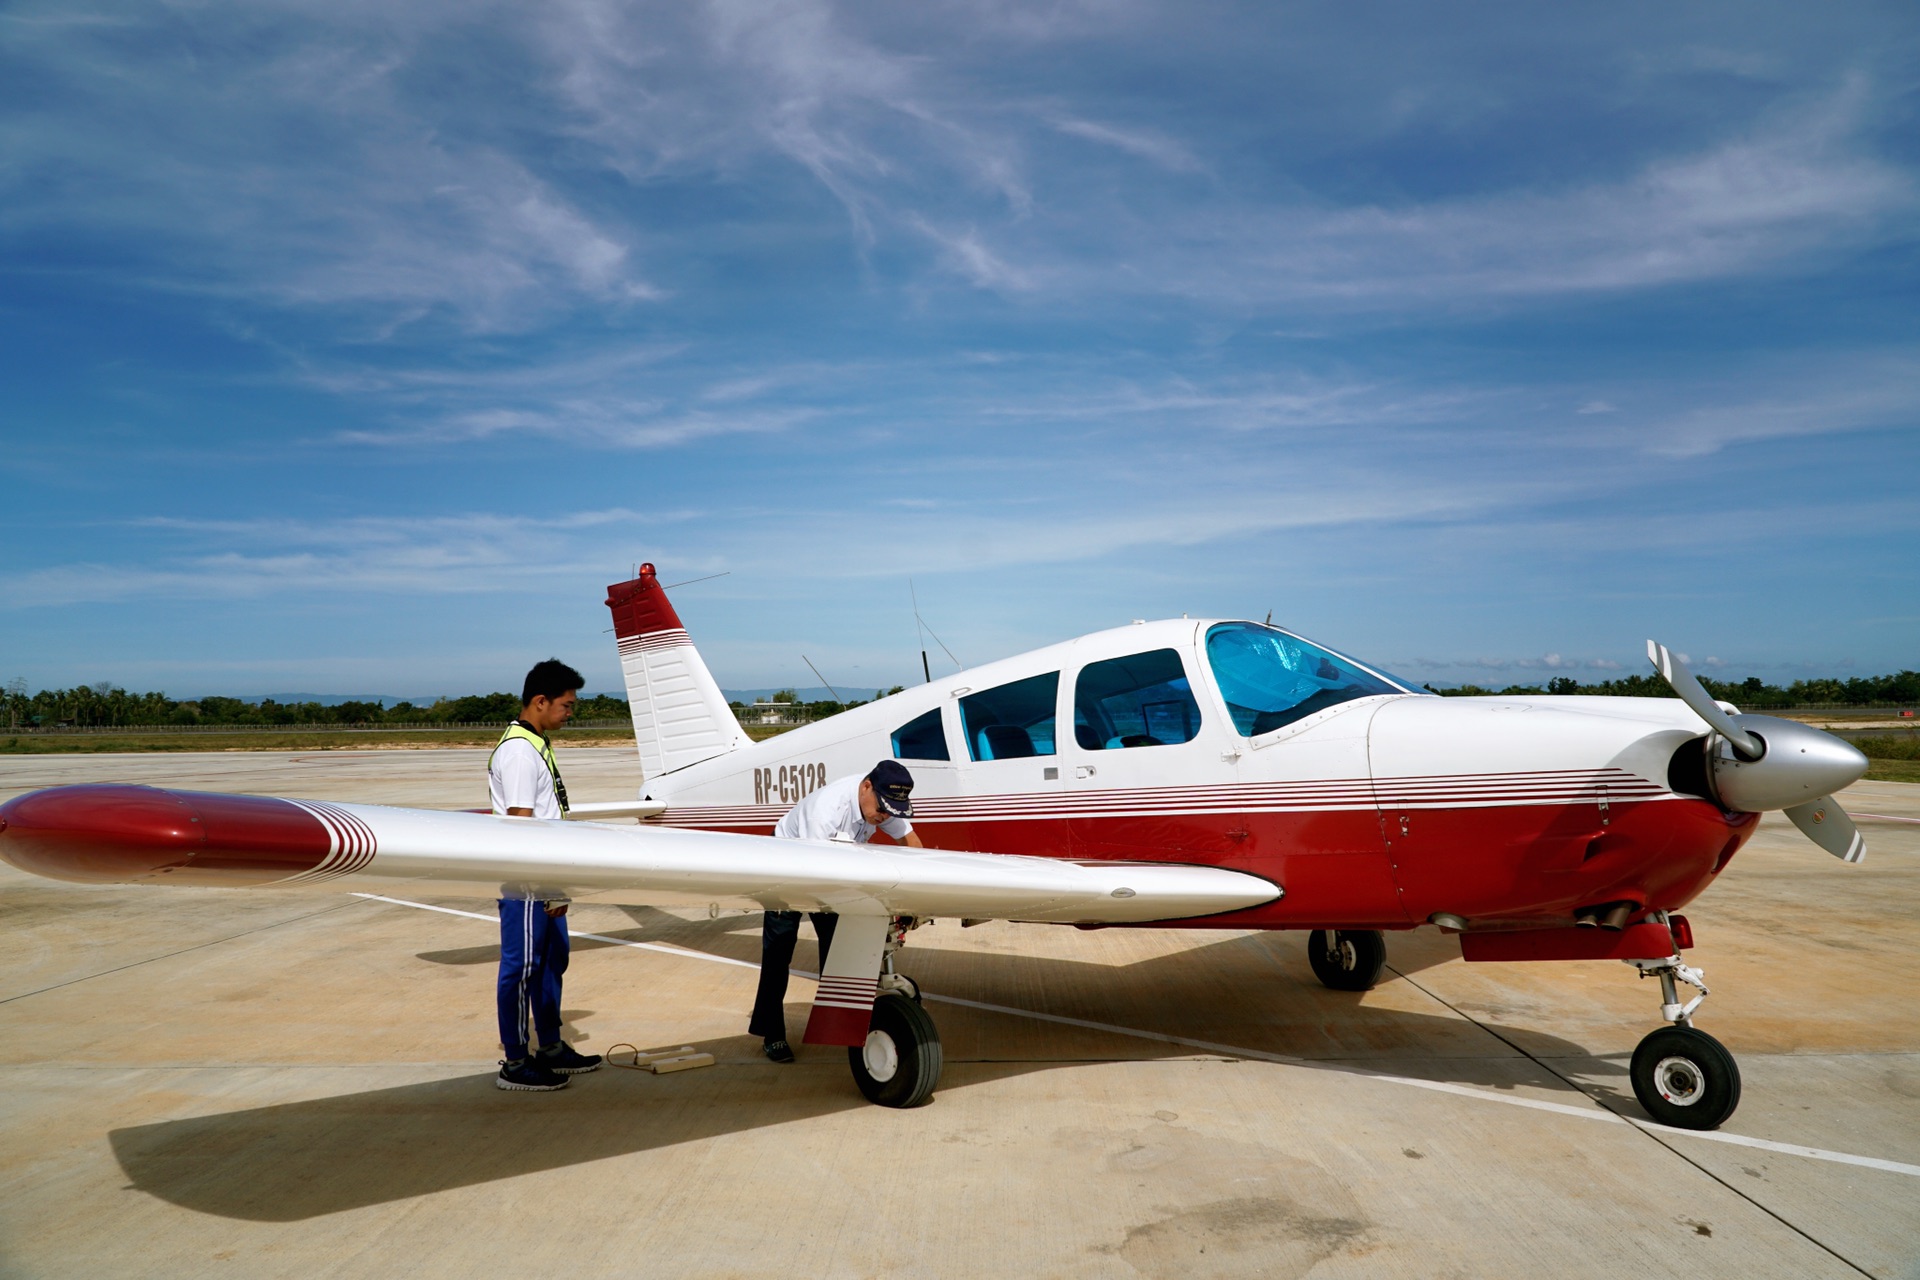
[2, 1, 1916, 698]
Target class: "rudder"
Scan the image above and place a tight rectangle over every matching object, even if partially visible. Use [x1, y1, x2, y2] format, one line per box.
[604, 564, 748, 781]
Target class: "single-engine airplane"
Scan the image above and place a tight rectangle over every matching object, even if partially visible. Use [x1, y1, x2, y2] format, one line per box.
[0, 565, 1871, 1126]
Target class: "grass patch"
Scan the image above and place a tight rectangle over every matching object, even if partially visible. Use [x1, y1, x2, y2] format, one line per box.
[1850, 734, 1920, 782]
[1865, 758, 1920, 783]
[1852, 733, 1920, 760]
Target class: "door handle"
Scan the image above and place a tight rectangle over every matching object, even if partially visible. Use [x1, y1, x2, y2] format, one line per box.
[1075, 766, 1096, 779]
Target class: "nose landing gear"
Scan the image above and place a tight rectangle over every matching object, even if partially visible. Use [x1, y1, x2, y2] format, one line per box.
[1626, 930, 1741, 1130]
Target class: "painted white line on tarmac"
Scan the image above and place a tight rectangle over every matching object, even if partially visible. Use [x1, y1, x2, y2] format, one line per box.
[1855, 812, 1920, 825]
[351, 893, 760, 969]
[354, 891, 1920, 1180]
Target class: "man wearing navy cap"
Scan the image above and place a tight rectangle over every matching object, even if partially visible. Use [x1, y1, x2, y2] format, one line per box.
[751, 760, 922, 1062]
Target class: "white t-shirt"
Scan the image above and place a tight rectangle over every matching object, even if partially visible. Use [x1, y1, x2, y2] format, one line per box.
[490, 737, 563, 820]
[774, 773, 913, 843]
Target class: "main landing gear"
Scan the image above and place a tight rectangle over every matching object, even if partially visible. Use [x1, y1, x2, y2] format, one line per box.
[850, 992, 943, 1108]
[851, 915, 939, 1108]
[1626, 942, 1741, 1130]
[1308, 929, 1387, 991]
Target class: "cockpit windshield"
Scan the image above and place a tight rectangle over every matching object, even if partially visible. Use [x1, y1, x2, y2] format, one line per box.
[1205, 622, 1420, 737]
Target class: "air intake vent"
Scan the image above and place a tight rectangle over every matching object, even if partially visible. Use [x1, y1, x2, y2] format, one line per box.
[1667, 736, 1713, 801]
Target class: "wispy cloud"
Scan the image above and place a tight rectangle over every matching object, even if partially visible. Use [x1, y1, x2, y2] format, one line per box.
[1625, 354, 1920, 458]
[1051, 117, 1202, 173]
[3, 509, 701, 606]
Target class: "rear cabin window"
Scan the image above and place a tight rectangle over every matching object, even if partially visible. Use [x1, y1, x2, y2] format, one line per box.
[890, 708, 950, 761]
[1205, 622, 1410, 737]
[1073, 649, 1202, 750]
[959, 673, 1059, 761]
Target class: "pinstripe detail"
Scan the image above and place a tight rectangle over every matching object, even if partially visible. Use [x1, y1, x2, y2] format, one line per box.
[813, 975, 879, 1011]
[616, 628, 691, 656]
[646, 768, 1673, 828]
[276, 801, 378, 883]
[510, 899, 535, 1055]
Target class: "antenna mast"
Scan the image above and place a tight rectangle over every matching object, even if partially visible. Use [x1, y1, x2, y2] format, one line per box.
[801, 655, 843, 705]
[910, 578, 931, 684]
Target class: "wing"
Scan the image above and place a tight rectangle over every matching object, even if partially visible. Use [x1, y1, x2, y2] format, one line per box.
[0, 784, 1280, 924]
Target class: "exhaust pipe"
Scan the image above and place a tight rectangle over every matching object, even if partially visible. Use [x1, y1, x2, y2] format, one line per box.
[1574, 901, 1641, 931]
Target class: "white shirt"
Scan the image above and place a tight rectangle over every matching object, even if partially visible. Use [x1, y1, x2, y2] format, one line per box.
[774, 773, 913, 843]
[490, 737, 563, 820]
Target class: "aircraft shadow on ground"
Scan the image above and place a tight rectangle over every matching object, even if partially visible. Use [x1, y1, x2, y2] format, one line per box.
[108, 1044, 1029, 1222]
[112, 910, 1636, 1221]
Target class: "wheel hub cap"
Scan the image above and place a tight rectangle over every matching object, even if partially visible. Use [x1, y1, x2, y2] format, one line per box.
[862, 1030, 900, 1082]
[1653, 1055, 1704, 1106]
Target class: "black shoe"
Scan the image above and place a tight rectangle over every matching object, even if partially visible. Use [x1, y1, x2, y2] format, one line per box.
[762, 1037, 795, 1063]
[536, 1041, 603, 1074]
[497, 1058, 568, 1091]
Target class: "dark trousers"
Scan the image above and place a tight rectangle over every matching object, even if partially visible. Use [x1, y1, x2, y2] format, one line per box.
[749, 910, 837, 1040]
[498, 898, 569, 1060]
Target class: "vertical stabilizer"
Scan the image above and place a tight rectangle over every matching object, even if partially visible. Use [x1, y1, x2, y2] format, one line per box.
[605, 564, 748, 781]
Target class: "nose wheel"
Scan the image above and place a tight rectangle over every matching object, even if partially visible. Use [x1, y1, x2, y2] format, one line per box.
[1631, 1025, 1741, 1129]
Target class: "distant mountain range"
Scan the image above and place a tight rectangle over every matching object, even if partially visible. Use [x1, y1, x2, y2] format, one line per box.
[723, 686, 895, 704]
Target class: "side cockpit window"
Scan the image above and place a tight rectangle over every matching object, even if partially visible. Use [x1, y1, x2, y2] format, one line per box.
[1205, 622, 1412, 736]
[1073, 649, 1202, 750]
[959, 673, 1059, 761]
[890, 708, 950, 761]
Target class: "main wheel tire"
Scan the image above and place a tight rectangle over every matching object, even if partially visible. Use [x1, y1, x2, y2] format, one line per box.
[848, 992, 942, 1108]
[1308, 929, 1387, 991]
[1630, 1025, 1741, 1130]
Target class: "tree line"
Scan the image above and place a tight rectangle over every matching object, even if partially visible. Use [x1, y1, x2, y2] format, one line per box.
[1428, 670, 1920, 705]
[1, 683, 632, 730]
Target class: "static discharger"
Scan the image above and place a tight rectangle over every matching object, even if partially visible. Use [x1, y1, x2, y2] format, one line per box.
[608, 1043, 716, 1074]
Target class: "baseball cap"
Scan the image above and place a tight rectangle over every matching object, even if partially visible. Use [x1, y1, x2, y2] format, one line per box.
[866, 759, 915, 818]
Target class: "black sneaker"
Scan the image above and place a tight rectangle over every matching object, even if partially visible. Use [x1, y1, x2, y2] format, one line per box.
[497, 1058, 569, 1091]
[536, 1041, 603, 1074]
[762, 1037, 796, 1063]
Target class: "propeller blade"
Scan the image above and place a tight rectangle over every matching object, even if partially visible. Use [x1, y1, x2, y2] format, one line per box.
[1785, 796, 1866, 863]
[1645, 640, 1763, 758]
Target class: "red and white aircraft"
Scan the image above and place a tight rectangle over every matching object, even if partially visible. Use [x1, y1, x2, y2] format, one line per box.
[0, 565, 1870, 1125]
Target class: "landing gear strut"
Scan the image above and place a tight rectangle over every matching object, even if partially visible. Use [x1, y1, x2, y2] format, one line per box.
[1308, 929, 1387, 991]
[1625, 927, 1741, 1130]
[849, 915, 939, 1107]
[877, 915, 923, 1002]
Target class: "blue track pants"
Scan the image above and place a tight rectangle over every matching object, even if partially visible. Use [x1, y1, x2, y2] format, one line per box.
[497, 898, 569, 1060]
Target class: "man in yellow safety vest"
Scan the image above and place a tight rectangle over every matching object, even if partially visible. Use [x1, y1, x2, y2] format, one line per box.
[489, 658, 603, 1091]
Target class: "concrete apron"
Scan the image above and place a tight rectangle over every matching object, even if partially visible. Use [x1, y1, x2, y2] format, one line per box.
[0, 755, 1915, 1278]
